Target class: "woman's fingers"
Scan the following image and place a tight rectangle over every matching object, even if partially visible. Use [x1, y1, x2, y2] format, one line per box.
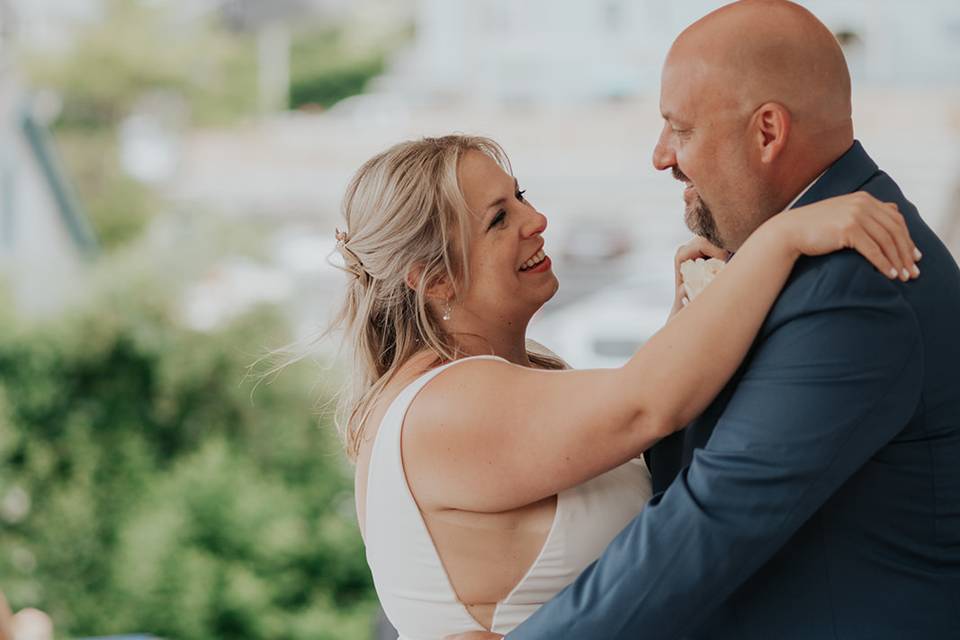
[782, 192, 919, 281]
[881, 202, 922, 269]
[675, 237, 729, 266]
[849, 227, 898, 280]
[694, 239, 729, 261]
[859, 215, 909, 280]
[871, 203, 917, 279]
[861, 203, 918, 280]
[854, 200, 922, 280]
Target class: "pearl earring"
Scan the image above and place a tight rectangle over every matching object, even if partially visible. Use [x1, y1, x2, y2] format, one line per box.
[442, 300, 452, 321]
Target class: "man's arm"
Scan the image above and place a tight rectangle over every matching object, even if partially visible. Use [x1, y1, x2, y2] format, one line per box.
[506, 255, 923, 640]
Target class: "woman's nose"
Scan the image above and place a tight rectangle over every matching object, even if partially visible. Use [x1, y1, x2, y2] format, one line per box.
[522, 209, 548, 238]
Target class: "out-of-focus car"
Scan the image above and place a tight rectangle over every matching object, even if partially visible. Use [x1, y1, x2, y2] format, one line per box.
[325, 93, 412, 128]
[559, 219, 633, 265]
[529, 266, 675, 369]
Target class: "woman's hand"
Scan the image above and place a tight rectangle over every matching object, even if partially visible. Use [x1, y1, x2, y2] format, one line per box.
[0, 592, 53, 640]
[670, 236, 731, 317]
[768, 191, 921, 281]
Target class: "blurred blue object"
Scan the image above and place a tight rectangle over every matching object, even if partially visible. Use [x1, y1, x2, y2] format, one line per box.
[76, 635, 161, 640]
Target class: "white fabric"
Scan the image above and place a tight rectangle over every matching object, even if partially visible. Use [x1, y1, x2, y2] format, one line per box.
[364, 356, 652, 639]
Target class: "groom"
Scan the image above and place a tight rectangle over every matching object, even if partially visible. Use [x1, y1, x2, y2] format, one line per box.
[450, 1, 960, 638]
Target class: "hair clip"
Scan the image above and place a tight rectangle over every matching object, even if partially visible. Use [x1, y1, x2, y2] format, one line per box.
[334, 228, 368, 284]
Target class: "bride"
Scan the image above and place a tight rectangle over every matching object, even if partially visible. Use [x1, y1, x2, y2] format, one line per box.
[330, 135, 918, 639]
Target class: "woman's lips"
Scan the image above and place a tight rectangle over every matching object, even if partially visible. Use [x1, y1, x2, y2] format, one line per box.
[522, 255, 552, 274]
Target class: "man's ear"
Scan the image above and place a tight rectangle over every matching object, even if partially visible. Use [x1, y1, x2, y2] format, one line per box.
[752, 102, 791, 164]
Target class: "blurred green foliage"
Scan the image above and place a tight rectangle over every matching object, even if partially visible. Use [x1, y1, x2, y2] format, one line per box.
[3, 3, 394, 635]
[0, 277, 374, 639]
[289, 28, 386, 110]
[22, 0, 259, 130]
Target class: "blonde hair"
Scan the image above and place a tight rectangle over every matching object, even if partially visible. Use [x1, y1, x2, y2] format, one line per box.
[331, 135, 563, 460]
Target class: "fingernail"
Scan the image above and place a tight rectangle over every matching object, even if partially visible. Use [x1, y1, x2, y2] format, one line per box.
[902, 268, 911, 281]
[889, 268, 899, 279]
[912, 264, 920, 277]
[914, 248, 923, 261]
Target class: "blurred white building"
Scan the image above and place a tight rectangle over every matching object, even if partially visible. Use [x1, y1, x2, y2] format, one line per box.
[0, 1, 99, 316]
[380, 0, 658, 105]
[381, 0, 960, 106]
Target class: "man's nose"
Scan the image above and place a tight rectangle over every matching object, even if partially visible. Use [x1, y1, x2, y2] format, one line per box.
[652, 128, 676, 171]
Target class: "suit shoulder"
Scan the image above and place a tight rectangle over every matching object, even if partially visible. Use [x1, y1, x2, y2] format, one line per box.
[768, 250, 918, 335]
[789, 249, 894, 297]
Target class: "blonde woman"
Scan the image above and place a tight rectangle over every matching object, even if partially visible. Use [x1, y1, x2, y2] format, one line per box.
[332, 136, 918, 640]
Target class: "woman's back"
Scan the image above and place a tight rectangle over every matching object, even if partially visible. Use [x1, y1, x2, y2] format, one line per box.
[358, 355, 652, 639]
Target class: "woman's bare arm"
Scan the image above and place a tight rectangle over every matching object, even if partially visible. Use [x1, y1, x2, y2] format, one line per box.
[404, 193, 918, 513]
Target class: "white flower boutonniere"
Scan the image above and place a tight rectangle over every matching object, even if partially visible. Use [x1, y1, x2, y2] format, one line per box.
[680, 257, 726, 303]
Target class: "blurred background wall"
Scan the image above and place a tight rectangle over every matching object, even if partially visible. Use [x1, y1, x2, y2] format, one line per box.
[0, 1, 957, 638]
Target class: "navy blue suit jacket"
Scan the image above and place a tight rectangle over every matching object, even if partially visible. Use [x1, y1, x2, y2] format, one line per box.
[508, 141, 960, 639]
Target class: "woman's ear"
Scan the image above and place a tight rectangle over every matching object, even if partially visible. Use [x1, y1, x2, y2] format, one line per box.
[405, 264, 454, 302]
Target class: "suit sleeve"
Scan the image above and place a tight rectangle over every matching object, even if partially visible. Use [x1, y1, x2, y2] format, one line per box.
[507, 257, 923, 640]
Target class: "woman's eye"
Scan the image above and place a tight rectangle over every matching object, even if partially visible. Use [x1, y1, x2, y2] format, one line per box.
[489, 210, 507, 229]
[516, 189, 527, 202]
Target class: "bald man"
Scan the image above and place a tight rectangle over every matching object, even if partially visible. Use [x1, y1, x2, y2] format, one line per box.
[449, 1, 960, 639]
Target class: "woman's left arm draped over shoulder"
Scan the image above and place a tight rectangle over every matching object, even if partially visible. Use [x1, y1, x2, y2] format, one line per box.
[504, 255, 922, 640]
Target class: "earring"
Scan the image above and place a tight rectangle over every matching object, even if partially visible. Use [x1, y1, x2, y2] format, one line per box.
[442, 300, 452, 321]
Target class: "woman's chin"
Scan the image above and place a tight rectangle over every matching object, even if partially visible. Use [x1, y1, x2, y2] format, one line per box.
[535, 276, 561, 309]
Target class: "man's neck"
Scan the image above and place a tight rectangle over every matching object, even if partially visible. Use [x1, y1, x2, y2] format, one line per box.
[775, 134, 855, 210]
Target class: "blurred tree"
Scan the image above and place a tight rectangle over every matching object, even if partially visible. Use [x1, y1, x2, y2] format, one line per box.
[288, 26, 386, 110]
[21, 0, 259, 130]
[0, 272, 374, 639]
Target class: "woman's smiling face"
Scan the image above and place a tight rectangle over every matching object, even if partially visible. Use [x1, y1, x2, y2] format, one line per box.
[453, 150, 558, 326]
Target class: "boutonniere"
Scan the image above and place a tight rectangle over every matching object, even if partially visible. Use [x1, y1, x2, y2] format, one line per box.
[680, 257, 726, 303]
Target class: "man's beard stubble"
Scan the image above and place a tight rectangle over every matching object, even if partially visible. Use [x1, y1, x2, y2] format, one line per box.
[685, 194, 725, 249]
[674, 167, 725, 249]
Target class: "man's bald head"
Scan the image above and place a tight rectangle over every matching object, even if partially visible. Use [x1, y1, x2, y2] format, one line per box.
[654, 0, 856, 250]
[668, 0, 852, 136]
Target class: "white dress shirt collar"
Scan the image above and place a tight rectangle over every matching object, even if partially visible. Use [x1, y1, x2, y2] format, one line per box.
[784, 171, 827, 211]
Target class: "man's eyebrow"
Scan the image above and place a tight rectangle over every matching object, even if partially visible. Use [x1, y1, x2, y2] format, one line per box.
[661, 110, 682, 123]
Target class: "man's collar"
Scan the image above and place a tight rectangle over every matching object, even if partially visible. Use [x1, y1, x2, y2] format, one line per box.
[783, 170, 827, 212]
[790, 140, 881, 210]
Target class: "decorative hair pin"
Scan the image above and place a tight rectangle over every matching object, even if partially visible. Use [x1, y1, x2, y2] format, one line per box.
[334, 228, 369, 284]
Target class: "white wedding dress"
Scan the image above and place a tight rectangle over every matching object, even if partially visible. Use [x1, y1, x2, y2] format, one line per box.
[364, 355, 653, 640]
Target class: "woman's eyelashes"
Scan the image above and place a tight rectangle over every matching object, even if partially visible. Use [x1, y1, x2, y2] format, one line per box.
[487, 189, 528, 230]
